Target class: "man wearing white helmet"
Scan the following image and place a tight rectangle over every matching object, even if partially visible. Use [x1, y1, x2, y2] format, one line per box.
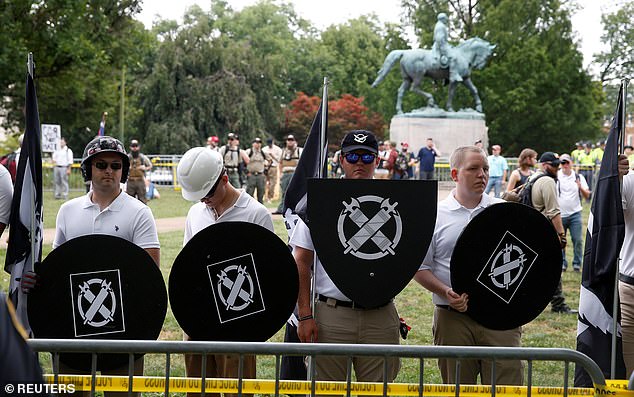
[177, 147, 273, 394]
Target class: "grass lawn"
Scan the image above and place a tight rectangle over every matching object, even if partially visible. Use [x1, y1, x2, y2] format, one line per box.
[2, 188, 590, 392]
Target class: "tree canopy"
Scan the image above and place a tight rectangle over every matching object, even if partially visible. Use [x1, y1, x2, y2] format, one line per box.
[0, 0, 625, 156]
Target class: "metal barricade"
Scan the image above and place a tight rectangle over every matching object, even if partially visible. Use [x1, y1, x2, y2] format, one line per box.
[28, 339, 607, 396]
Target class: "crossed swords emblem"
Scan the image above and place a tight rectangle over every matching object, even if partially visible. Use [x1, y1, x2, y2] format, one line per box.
[217, 265, 255, 311]
[77, 278, 117, 327]
[337, 195, 402, 260]
[489, 243, 526, 289]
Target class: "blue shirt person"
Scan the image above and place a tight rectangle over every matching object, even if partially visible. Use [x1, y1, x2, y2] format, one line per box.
[484, 145, 508, 198]
[417, 138, 441, 180]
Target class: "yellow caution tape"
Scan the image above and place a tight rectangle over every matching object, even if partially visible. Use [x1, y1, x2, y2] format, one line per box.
[42, 375, 634, 396]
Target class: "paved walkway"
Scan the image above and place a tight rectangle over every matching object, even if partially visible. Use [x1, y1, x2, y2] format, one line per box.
[38, 187, 454, 245]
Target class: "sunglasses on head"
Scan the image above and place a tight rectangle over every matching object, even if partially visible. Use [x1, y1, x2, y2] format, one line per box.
[344, 152, 376, 164]
[94, 161, 123, 170]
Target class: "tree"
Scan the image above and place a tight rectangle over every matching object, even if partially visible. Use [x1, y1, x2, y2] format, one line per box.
[594, 1, 634, 85]
[283, 92, 386, 149]
[0, 0, 151, 151]
[402, 0, 601, 155]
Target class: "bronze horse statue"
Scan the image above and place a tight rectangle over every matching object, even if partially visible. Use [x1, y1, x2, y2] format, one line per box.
[372, 37, 495, 114]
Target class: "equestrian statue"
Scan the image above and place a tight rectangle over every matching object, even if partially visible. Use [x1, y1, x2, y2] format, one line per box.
[372, 13, 495, 114]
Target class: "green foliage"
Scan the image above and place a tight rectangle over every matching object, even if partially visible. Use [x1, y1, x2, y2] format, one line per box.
[402, 0, 601, 155]
[0, 0, 151, 150]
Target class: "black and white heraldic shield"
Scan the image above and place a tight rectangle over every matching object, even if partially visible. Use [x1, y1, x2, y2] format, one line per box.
[308, 179, 437, 308]
[169, 222, 299, 341]
[28, 235, 167, 371]
[451, 202, 561, 330]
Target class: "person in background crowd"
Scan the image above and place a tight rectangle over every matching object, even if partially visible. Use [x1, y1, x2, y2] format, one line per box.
[126, 139, 152, 204]
[625, 145, 634, 169]
[375, 141, 390, 179]
[245, 137, 271, 203]
[0, 164, 12, 236]
[52, 137, 73, 200]
[506, 148, 537, 191]
[415, 145, 523, 385]
[530, 152, 575, 314]
[392, 142, 416, 180]
[593, 140, 605, 164]
[206, 136, 220, 152]
[385, 141, 399, 179]
[418, 138, 440, 180]
[145, 178, 160, 201]
[578, 143, 595, 200]
[275, 135, 302, 215]
[485, 145, 508, 198]
[571, 142, 584, 165]
[262, 137, 282, 203]
[557, 154, 590, 272]
[219, 133, 249, 189]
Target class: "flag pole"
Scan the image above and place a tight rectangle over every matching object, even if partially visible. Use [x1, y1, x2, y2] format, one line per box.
[613, 79, 629, 378]
[27, 52, 36, 281]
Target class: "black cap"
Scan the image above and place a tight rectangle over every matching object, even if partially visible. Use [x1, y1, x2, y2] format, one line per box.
[539, 152, 560, 166]
[340, 130, 378, 154]
[254, 137, 262, 143]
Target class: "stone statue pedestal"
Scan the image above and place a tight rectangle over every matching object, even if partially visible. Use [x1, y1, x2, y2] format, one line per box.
[389, 107, 489, 156]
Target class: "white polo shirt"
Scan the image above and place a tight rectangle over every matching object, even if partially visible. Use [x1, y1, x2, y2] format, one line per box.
[290, 218, 350, 301]
[53, 191, 160, 249]
[620, 173, 634, 278]
[0, 167, 12, 225]
[419, 190, 502, 305]
[557, 169, 588, 217]
[183, 190, 273, 244]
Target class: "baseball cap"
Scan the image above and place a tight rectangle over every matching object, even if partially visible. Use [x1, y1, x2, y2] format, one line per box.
[401, 142, 409, 149]
[286, 134, 295, 141]
[340, 130, 378, 154]
[559, 154, 572, 163]
[210, 136, 219, 143]
[253, 137, 262, 143]
[539, 152, 560, 166]
[130, 139, 139, 147]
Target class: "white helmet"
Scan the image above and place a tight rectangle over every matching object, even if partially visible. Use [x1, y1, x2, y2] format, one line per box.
[177, 147, 224, 201]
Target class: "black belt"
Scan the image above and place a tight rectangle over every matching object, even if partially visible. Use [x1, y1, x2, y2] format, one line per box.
[317, 294, 388, 310]
[250, 171, 263, 176]
[55, 165, 69, 167]
[620, 273, 634, 286]
[436, 304, 465, 314]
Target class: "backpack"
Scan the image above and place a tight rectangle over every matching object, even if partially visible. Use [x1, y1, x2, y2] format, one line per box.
[503, 173, 549, 208]
[395, 153, 409, 171]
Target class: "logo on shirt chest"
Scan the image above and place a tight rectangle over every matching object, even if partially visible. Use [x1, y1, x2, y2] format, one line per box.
[476, 231, 538, 303]
[336, 195, 402, 260]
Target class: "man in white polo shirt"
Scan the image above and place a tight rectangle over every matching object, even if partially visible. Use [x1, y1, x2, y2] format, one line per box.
[52, 135, 160, 396]
[52, 137, 73, 200]
[415, 145, 523, 385]
[177, 147, 273, 396]
[291, 130, 400, 384]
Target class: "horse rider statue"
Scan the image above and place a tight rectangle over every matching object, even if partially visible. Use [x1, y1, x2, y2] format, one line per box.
[433, 13, 462, 83]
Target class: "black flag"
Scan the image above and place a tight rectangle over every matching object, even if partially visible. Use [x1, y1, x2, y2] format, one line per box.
[574, 84, 626, 385]
[4, 72, 44, 335]
[281, 99, 327, 380]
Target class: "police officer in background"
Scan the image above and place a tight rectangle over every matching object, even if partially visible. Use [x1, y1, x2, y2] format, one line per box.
[275, 135, 302, 214]
[126, 139, 152, 204]
[246, 137, 271, 203]
[219, 133, 249, 188]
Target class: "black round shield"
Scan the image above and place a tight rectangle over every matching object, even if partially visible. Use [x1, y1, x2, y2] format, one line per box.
[451, 202, 561, 330]
[307, 179, 437, 308]
[28, 235, 167, 371]
[169, 222, 298, 341]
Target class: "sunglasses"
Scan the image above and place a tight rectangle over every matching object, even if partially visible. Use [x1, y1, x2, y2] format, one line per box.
[94, 161, 123, 170]
[344, 152, 376, 164]
[200, 174, 224, 201]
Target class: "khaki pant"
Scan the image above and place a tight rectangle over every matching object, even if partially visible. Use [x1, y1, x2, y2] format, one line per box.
[620, 281, 634, 378]
[313, 300, 400, 382]
[126, 178, 147, 204]
[433, 306, 523, 385]
[265, 166, 279, 201]
[58, 357, 144, 397]
[184, 334, 256, 397]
